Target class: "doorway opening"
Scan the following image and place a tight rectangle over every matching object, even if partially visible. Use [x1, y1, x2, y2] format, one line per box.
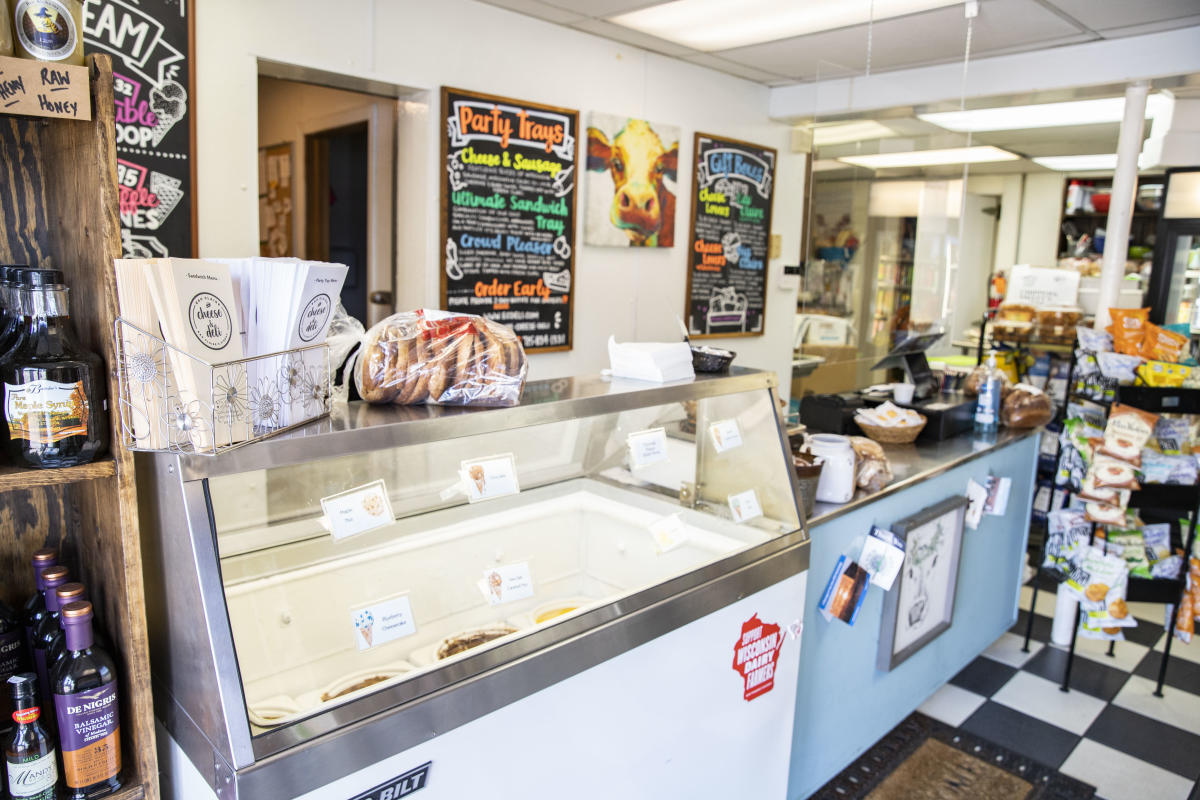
[256, 73, 398, 326]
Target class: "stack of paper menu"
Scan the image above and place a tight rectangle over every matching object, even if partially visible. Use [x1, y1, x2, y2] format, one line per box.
[607, 336, 695, 383]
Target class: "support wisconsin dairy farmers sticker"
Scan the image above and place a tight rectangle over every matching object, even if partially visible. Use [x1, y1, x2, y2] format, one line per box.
[732, 614, 784, 701]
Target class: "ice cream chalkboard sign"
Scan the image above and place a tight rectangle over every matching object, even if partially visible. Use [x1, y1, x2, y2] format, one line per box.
[439, 87, 578, 353]
[685, 133, 776, 339]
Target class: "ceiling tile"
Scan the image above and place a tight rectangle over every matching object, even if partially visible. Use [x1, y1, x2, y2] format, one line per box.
[475, 0, 588, 25]
[541, 0, 668, 16]
[680, 53, 789, 83]
[715, 0, 1088, 82]
[1043, 0, 1200, 31]
[569, 18, 698, 56]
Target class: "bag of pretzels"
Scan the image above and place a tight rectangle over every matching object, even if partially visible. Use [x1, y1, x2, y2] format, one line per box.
[354, 309, 527, 407]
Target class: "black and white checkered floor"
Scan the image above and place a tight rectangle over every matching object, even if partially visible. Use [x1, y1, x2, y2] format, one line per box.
[916, 579, 1200, 800]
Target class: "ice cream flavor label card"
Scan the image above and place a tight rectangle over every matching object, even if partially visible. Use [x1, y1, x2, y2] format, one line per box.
[352, 594, 417, 651]
[648, 513, 688, 553]
[627, 427, 669, 469]
[478, 562, 534, 606]
[460, 454, 520, 503]
[709, 419, 744, 453]
[728, 489, 763, 523]
[322, 480, 395, 540]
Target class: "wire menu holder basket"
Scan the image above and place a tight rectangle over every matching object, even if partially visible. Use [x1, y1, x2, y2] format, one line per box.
[114, 318, 333, 455]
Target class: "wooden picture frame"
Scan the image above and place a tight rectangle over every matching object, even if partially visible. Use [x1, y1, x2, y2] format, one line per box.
[877, 495, 968, 672]
[439, 86, 578, 354]
[685, 131, 777, 339]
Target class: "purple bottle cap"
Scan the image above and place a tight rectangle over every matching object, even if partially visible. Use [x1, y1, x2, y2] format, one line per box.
[31, 549, 57, 591]
[60, 601, 94, 652]
[40, 567, 69, 612]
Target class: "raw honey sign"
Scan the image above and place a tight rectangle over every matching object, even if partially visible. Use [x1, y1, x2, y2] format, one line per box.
[0, 58, 90, 120]
[440, 87, 578, 353]
[685, 133, 776, 339]
[84, 0, 195, 259]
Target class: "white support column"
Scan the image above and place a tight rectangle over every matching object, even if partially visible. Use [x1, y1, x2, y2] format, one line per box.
[1095, 81, 1149, 330]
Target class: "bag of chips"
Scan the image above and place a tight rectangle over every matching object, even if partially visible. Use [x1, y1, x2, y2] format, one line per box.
[1108, 307, 1150, 356]
[1138, 360, 1190, 388]
[1143, 523, 1171, 562]
[1043, 508, 1092, 577]
[1068, 546, 1137, 629]
[1154, 416, 1192, 455]
[1076, 326, 1113, 353]
[1140, 322, 1189, 363]
[1108, 530, 1151, 577]
[1100, 404, 1160, 466]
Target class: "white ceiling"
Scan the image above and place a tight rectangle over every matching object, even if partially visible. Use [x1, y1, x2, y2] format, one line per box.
[476, 0, 1200, 86]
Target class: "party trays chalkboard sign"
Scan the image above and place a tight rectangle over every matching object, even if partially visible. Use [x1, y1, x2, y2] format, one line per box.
[440, 87, 579, 353]
[685, 133, 777, 339]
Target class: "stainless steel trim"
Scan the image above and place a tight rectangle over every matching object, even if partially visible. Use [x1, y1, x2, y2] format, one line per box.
[180, 476, 258, 769]
[808, 429, 1037, 528]
[232, 536, 810, 799]
[177, 369, 777, 480]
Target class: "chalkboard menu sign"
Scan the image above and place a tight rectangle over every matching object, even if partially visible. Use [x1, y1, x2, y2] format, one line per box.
[84, 0, 196, 259]
[685, 133, 776, 338]
[440, 87, 578, 353]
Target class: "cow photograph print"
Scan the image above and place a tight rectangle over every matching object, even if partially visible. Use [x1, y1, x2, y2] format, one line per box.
[584, 113, 680, 248]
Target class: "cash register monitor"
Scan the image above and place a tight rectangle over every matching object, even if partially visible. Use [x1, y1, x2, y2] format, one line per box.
[868, 329, 945, 400]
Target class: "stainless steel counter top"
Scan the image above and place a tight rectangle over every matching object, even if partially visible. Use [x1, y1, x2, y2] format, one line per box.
[808, 428, 1039, 528]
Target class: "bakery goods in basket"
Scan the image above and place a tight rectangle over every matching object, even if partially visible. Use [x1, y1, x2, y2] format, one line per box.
[355, 310, 527, 407]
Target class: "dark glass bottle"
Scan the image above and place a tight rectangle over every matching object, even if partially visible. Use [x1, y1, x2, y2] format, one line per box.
[29, 567, 68, 718]
[48, 583, 108, 673]
[5, 673, 58, 800]
[0, 598, 25, 737]
[0, 266, 26, 356]
[21, 549, 57, 661]
[53, 602, 121, 799]
[2, 268, 108, 468]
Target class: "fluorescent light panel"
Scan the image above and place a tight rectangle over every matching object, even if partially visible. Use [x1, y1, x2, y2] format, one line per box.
[811, 120, 898, 146]
[609, 0, 963, 52]
[838, 146, 1020, 169]
[919, 94, 1168, 132]
[1032, 154, 1118, 171]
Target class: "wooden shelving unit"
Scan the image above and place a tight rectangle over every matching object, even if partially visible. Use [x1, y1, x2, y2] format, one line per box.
[0, 55, 159, 800]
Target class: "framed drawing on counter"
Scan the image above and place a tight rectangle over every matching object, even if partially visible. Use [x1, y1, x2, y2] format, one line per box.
[877, 495, 968, 672]
[439, 87, 579, 353]
[685, 132, 776, 339]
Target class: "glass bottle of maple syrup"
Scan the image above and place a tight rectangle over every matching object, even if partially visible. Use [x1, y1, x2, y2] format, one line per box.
[2, 268, 107, 468]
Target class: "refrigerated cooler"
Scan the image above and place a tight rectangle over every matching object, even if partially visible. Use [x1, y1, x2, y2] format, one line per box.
[1148, 167, 1200, 329]
[138, 369, 810, 799]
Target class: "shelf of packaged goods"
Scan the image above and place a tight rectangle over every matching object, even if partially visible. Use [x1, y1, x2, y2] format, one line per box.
[0, 457, 116, 492]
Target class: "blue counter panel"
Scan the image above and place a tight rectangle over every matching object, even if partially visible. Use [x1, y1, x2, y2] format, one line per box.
[788, 434, 1038, 799]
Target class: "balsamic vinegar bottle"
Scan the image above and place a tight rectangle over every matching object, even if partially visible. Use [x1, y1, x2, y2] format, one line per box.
[2, 267, 108, 468]
[53, 601, 122, 799]
[22, 549, 57, 660]
[47, 583, 98, 672]
[29, 567, 68, 719]
[5, 673, 58, 800]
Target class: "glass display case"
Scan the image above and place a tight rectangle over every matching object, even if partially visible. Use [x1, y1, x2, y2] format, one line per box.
[139, 368, 808, 799]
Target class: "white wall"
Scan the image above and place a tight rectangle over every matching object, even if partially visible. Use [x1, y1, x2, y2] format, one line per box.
[195, 0, 806, 396]
[1016, 173, 1065, 266]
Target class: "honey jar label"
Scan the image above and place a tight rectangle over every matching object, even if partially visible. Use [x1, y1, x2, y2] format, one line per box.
[3, 379, 89, 443]
[13, 0, 78, 62]
[54, 682, 121, 788]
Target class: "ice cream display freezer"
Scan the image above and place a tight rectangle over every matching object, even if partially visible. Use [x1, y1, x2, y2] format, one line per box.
[137, 369, 810, 799]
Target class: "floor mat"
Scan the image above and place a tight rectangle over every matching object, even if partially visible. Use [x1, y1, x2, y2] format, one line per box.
[810, 712, 1096, 800]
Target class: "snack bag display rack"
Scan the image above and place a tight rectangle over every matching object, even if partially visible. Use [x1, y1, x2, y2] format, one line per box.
[1022, 383, 1200, 698]
[113, 318, 332, 455]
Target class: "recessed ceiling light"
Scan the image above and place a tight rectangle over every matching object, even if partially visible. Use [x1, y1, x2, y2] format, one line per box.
[811, 121, 898, 146]
[918, 95, 1168, 132]
[1032, 154, 1120, 171]
[609, 0, 963, 52]
[837, 146, 1020, 169]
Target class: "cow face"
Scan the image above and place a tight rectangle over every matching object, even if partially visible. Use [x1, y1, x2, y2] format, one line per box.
[587, 120, 678, 246]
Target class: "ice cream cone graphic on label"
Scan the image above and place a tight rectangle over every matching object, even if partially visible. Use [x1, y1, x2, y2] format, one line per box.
[355, 610, 375, 649]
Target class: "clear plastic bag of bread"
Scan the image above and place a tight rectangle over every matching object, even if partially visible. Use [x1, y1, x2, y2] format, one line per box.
[963, 364, 1012, 397]
[1001, 383, 1054, 429]
[355, 310, 527, 406]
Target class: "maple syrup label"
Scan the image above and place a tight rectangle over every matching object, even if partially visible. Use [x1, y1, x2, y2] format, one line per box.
[4, 380, 90, 443]
[54, 682, 120, 788]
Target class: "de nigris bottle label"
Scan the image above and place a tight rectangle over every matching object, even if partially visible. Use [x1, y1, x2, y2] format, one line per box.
[4, 380, 90, 443]
[55, 682, 121, 787]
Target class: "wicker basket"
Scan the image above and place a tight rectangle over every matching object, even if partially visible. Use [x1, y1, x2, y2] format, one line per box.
[855, 415, 927, 444]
